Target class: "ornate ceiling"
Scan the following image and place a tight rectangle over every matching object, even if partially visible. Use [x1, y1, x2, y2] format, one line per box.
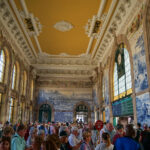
[0, 0, 140, 84]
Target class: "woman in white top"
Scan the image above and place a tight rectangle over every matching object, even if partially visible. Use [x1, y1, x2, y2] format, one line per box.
[95, 132, 114, 150]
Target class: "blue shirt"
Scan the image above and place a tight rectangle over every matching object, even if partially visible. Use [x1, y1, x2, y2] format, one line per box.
[11, 133, 26, 150]
[115, 137, 140, 150]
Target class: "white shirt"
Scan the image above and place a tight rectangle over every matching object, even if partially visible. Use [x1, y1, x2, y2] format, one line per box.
[95, 143, 114, 150]
[68, 133, 80, 148]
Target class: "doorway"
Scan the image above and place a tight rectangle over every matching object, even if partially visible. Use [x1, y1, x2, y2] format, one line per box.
[76, 105, 88, 123]
[39, 104, 51, 123]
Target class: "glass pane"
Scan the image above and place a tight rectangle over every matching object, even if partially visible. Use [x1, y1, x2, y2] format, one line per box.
[12, 65, 16, 89]
[0, 50, 5, 82]
[9, 98, 13, 122]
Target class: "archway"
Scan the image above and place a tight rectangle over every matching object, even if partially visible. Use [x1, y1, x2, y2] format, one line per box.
[39, 104, 51, 123]
[76, 104, 88, 123]
[73, 102, 91, 123]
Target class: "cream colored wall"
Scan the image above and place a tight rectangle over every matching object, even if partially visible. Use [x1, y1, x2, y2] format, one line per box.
[0, 34, 35, 124]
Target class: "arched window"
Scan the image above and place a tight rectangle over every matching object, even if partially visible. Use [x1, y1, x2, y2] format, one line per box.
[12, 62, 20, 90]
[30, 80, 34, 100]
[113, 43, 132, 101]
[8, 98, 14, 123]
[22, 71, 27, 95]
[11, 65, 16, 89]
[0, 49, 5, 82]
[102, 77, 105, 101]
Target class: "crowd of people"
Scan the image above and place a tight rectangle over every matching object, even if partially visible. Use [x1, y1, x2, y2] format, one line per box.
[0, 121, 150, 150]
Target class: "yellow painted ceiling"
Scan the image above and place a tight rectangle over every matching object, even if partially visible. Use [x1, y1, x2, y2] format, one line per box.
[15, 0, 112, 56]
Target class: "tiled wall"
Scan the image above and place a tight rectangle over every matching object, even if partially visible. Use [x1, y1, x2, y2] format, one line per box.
[133, 34, 149, 93]
[136, 92, 150, 126]
[37, 89, 93, 122]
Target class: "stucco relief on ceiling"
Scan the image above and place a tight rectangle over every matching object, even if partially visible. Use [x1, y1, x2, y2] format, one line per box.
[53, 21, 74, 32]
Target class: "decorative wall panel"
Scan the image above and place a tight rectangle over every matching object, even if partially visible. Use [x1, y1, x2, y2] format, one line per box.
[105, 107, 110, 123]
[136, 92, 150, 126]
[133, 34, 148, 93]
[37, 89, 93, 122]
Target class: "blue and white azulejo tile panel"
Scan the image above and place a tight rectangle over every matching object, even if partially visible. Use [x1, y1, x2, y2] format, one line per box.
[136, 92, 150, 126]
[133, 34, 148, 93]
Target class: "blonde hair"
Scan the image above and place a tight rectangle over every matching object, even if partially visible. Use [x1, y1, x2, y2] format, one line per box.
[82, 131, 91, 140]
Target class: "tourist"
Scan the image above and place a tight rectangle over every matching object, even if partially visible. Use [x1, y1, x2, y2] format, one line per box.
[115, 124, 140, 150]
[95, 132, 114, 150]
[68, 127, 81, 150]
[112, 124, 124, 144]
[0, 136, 11, 150]
[80, 131, 91, 150]
[11, 124, 27, 150]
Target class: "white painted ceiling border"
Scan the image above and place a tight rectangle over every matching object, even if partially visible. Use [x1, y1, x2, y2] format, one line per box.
[86, 0, 106, 55]
[9, 0, 38, 58]
[91, 0, 118, 59]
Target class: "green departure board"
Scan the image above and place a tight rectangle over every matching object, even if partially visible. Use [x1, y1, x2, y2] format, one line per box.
[112, 96, 133, 117]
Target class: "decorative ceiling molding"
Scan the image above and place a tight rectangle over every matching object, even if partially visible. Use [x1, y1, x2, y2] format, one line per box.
[100, 0, 144, 64]
[32, 64, 96, 71]
[53, 20, 74, 32]
[39, 51, 89, 58]
[36, 80, 92, 89]
[37, 77, 90, 82]
[91, 0, 118, 59]
[36, 69, 92, 75]
[94, 0, 140, 63]
[0, 0, 36, 64]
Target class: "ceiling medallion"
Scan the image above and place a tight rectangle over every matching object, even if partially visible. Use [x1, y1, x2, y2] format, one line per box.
[53, 21, 73, 32]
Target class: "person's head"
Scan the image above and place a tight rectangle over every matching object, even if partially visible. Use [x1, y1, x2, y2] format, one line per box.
[30, 128, 37, 138]
[37, 130, 45, 140]
[106, 123, 114, 132]
[137, 123, 141, 128]
[116, 124, 124, 135]
[102, 132, 111, 147]
[0, 136, 11, 150]
[125, 124, 136, 138]
[82, 131, 91, 143]
[47, 134, 61, 149]
[143, 124, 148, 131]
[43, 138, 58, 150]
[17, 124, 26, 137]
[71, 127, 78, 136]
[32, 135, 43, 150]
[59, 131, 68, 143]
[3, 126, 14, 137]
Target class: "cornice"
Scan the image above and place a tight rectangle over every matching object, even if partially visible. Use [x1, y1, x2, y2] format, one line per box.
[36, 80, 93, 89]
[94, 0, 139, 63]
[0, 0, 36, 64]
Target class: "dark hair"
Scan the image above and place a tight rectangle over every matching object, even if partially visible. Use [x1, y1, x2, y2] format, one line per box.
[47, 134, 61, 148]
[1, 136, 11, 150]
[116, 124, 124, 130]
[102, 132, 111, 147]
[44, 138, 58, 150]
[17, 124, 26, 132]
[34, 135, 44, 150]
[125, 124, 135, 138]
[137, 123, 141, 127]
[3, 126, 14, 136]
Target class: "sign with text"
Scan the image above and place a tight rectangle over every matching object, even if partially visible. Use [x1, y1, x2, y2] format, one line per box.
[95, 120, 103, 131]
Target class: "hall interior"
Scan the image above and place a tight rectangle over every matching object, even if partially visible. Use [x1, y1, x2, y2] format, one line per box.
[0, 0, 150, 126]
